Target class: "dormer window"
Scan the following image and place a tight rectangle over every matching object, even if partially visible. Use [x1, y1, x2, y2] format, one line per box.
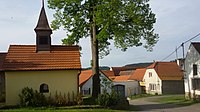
[39, 36, 48, 45]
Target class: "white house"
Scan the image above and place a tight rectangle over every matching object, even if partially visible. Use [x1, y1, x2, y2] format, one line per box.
[113, 75, 140, 97]
[143, 62, 184, 95]
[184, 42, 200, 99]
[79, 70, 113, 96]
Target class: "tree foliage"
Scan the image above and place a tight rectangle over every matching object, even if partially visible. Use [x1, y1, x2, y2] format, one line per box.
[48, 0, 158, 56]
[48, 0, 158, 97]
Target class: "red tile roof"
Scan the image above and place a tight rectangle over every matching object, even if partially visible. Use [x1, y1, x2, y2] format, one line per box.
[113, 75, 131, 82]
[0, 53, 7, 71]
[101, 70, 115, 77]
[129, 68, 146, 81]
[119, 70, 133, 76]
[147, 62, 183, 80]
[101, 70, 115, 80]
[3, 45, 81, 71]
[79, 70, 93, 86]
[111, 67, 135, 75]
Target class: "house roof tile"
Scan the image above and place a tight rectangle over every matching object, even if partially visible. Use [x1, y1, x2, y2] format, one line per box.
[3, 45, 81, 71]
[119, 70, 133, 76]
[113, 75, 131, 82]
[111, 67, 135, 75]
[147, 62, 183, 80]
[100, 70, 115, 81]
[79, 70, 115, 86]
[79, 70, 93, 86]
[101, 70, 115, 77]
[129, 68, 146, 81]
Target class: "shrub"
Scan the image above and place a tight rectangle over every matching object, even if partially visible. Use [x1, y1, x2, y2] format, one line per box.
[19, 87, 34, 107]
[54, 91, 67, 106]
[19, 88, 80, 107]
[97, 91, 120, 107]
[32, 90, 47, 107]
[82, 96, 97, 105]
[19, 87, 47, 107]
[76, 93, 83, 105]
[47, 93, 54, 106]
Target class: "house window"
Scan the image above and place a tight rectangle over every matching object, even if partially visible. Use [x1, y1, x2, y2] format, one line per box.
[193, 64, 198, 76]
[39, 36, 48, 45]
[192, 78, 200, 90]
[149, 72, 152, 77]
[40, 83, 49, 93]
[149, 83, 156, 91]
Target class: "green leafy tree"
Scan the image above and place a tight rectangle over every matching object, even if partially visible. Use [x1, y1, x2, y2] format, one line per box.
[48, 0, 158, 97]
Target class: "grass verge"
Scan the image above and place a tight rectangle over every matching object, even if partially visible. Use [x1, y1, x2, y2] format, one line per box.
[152, 94, 200, 106]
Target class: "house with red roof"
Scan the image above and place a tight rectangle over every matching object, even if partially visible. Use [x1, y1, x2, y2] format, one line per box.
[143, 62, 184, 95]
[184, 42, 200, 99]
[113, 75, 141, 97]
[79, 69, 141, 97]
[129, 68, 146, 93]
[79, 70, 113, 95]
[0, 3, 81, 105]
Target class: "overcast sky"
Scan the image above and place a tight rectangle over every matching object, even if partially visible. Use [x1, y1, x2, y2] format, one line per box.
[1, 0, 200, 68]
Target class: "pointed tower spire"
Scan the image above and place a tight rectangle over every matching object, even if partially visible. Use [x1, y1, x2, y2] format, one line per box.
[34, 0, 52, 32]
[34, 0, 52, 52]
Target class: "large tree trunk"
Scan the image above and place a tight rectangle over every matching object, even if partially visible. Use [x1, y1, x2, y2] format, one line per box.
[91, 6, 100, 97]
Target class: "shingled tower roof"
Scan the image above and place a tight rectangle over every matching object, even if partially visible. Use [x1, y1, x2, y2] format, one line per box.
[34, 0, 52, 32]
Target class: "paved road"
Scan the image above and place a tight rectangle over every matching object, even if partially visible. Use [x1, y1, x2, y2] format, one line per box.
[129, 95, 200, 112]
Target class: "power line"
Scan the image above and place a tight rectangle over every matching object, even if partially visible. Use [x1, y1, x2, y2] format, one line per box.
[161, 32, 200, 61]
[183, 32, 200, 44]
[161, 45, 181, 61]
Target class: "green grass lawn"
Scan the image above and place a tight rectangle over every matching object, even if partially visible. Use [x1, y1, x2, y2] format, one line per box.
[0, 109, 122, 112]
[0, 106, 127, 112]
[152, 94, 200, 106]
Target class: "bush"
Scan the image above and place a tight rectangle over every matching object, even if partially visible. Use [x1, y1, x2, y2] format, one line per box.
[19, 87, 80, 107]
[97, 91, 120, 107]
[76, 93, 83, 105]
[19, 87, 47, 107]
[82, 97, 97, 105]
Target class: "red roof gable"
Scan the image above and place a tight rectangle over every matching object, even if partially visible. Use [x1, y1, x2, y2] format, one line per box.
[129, 68, 146, 81]
[100, 70, 115, 80]
[79, 70, 93, 86]
[147, 62, 183, 80]
[3, 45, 81, 71]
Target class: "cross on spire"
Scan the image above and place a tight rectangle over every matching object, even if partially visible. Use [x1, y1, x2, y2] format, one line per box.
[42, 0, 44, 7]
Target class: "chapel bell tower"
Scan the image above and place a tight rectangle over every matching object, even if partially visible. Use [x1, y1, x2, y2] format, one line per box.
[34, 0, 52, 52]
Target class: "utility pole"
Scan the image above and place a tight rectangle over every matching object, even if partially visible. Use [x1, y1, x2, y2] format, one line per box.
[175, 46, 178, 60]
[181, 43, 185, 59]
